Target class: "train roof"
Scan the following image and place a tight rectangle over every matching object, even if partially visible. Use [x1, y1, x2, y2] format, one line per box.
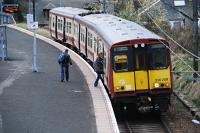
[50, 7, 90, 18]
[82, 14, 163, 46]
[50, 7, 163, 46]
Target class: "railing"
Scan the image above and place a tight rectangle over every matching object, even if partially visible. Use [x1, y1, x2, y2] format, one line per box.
[0, 12, 16, 25]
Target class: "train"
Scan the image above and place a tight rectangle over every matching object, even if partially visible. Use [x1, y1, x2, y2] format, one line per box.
[49, 7, 172, 112]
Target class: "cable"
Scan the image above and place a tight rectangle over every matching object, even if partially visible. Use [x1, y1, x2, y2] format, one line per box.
[158, 39, 200, 77]
[137, 0, 200, 60]
[136, 0, 200, 78]
[138, 0, 160, 16]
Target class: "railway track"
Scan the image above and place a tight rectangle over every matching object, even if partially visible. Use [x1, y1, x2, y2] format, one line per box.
[116, 109, 173, 133]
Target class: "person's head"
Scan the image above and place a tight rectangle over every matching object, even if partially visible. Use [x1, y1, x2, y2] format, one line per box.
[64, 49, 68, 54]
[98, 52, 103, 58]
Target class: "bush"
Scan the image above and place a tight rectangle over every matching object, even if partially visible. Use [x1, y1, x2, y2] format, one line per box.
[169, 27, 193, 52]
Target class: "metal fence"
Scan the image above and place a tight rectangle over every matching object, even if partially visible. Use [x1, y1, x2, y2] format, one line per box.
[0, 12, 16, 25]
[0, 25, 7, 60]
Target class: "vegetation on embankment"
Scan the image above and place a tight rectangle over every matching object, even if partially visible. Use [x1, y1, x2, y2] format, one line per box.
[115, 0, 200, 108]
[15, 23, 51, 38]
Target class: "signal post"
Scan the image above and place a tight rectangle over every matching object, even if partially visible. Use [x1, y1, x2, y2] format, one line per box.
[193, 0, 199, 80]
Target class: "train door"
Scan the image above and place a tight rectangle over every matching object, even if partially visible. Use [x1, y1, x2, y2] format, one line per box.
[112, 46, 135, 93]
[85, 28, 88, 57]
[55, 16, 58, 39]
[80, 25, 86, 54]
[93, 36, 98, 60]
[63, 18, 66, 42]
[133, 45, 149, 91]
[103, 47, 109, 85]
[73, 22, 79, 48]
[78, 24, 81, 51]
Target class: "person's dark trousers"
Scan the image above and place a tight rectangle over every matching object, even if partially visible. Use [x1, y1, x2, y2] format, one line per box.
[94, 73, 101, 87]
[61, 65, 69, 81]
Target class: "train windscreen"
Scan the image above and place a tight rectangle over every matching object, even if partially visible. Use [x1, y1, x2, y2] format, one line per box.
[133, 47, 147, 70]
[112, 46, 134, 72]
[148, 44, 169, 70]
[112, 44, 169, 72]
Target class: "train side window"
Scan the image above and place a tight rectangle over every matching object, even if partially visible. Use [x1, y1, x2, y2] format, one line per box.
[74, 24, 77, 35]
[66, 22, 71, 34]
[94, 37, 97, 52]
[98, 40, 102, 51]
[69, 22, 72, 34]
[66, 22, 70, 34]
[58, 19, 60, 30]
[80, 27, 85, 43]
[75, 24, 79, 37]
[104, 51, 107, 69]
[60, 20, 63, 31]
[114, 55, 128, 71]
[80, 32, 83, 42]
[87, 32, 93, 48]
[66, 22, 68, 33]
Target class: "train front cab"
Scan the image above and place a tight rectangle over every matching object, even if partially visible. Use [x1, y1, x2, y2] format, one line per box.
[109, 40, 172, 111]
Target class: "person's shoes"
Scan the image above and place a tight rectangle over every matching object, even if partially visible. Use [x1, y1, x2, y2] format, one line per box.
[61, 80, 64, 82]
[94, 84, 97, 87]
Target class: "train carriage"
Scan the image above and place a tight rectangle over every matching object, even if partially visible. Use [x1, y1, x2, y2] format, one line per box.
[49, 7, 172, 112]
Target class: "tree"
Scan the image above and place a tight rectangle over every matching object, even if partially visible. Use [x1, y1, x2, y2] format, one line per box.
[115, 0, 171, 36]
[116, 0, 141, 24]
[3, 0, 14, 4]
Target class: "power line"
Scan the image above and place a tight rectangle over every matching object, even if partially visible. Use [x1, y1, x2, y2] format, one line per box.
[137, 0, 200, 60]
[136, 0, 200, 77]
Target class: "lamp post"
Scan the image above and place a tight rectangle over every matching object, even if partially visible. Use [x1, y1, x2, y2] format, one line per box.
[32, 0, 38, 72]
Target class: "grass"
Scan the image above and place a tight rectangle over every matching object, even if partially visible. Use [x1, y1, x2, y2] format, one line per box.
[172, 53, 200, 110]
[192, 99, 200, 108]
[16, 23, 51, 38]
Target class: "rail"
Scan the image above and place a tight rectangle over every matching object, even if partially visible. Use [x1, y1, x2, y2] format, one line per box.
[117, 111, 173, 133]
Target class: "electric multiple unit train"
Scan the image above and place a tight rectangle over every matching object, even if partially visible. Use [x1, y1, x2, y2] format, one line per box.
[49, 7, 172, 111]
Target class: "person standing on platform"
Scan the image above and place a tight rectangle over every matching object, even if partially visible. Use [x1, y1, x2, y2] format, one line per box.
[58, 49, 72, 82]
[94, 52, 104, 87]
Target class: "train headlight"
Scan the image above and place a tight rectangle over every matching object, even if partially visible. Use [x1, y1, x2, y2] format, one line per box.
[134, 44, 138, 48]
[141, 43, 145, 47]
[165, 83, 169, 87]
[116, 86, 120, 90]
[115, 86, 125, 91]
[154, 83, 160, 88]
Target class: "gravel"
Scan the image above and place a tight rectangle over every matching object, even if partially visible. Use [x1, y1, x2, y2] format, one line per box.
[167, 95, 200, 133]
